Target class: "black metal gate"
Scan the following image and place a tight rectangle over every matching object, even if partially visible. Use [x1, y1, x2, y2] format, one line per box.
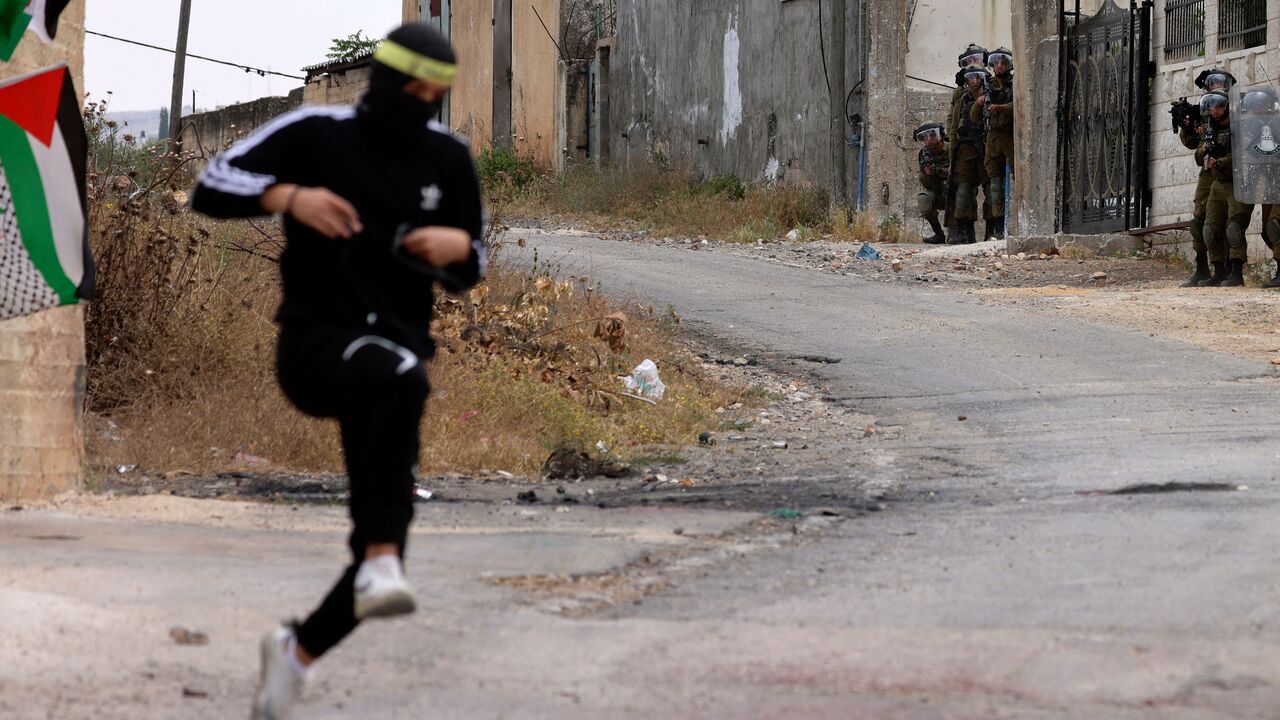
[1060, 0, 1153, 233]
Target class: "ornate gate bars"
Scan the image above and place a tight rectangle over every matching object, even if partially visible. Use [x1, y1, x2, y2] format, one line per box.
[1060, 0, 1153, 234]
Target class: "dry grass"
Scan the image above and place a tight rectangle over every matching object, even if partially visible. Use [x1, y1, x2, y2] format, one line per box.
[496, 158, 900, 244]
[85, 189, 746, 479]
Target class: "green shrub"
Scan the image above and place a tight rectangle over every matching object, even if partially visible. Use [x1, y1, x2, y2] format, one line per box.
[477, 146, 538, 197]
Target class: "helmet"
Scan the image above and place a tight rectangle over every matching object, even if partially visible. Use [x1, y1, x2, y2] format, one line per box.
[986, 47, 1013, 74]
[1194, 68, 1237, 92]
[914, 122, 946, 144]
[958, 66, 990, 89]
[1240, 88, 1280, 114]
[958, 43, 988, 69]
[1199, 90, 1229, 114]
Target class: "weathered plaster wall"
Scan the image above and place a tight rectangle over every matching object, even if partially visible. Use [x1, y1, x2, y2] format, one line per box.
[1, 0, 88, 502]
[301, 65, 372, 107]
[181, 92, 303, 162]
[1147, 0, 1280, 259]
[414, 1, 564, 168]
[511, 0, 564, 168]
[866, 0, 909, 221]
[1010, 0, 1059, 239]
[609, 0, 864, 197]
[446, 3, 495, 149]
[907, 0, 1014, 90]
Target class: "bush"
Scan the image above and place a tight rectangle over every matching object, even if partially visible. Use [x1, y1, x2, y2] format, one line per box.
[699, 175, 745, 200]
[476, 146, 538, 198]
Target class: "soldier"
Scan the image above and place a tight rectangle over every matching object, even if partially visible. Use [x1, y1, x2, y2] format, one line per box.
[945, 44, 992, 239]
[915, 123, 950, 244]
[1263, 208, 1280, 287]
[1173, 68, 1235, 286]
[974, 48, 1013, 240]
[947, 65, 990, 244]
[1200, 89, 1250, 286]
[1233, 87, 1280, 287]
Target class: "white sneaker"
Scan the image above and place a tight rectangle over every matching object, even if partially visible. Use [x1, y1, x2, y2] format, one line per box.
[353, 555, 417, 620]
[250, 625, 308, 720]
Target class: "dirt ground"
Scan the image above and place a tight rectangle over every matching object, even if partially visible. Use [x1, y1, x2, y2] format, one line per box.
[63, 228, 1280, 513]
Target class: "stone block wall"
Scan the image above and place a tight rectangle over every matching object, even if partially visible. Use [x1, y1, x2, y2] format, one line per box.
[180, 91, 303, 164]
[1146, 0, 1280, 260]
[0, 0, 88, 502]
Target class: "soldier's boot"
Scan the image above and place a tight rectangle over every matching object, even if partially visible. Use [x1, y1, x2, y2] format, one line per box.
[991, 217, 1006, 241]
[1200, 261, 1231, 287]
[964, 221, 978, 244]
[923, 217, 946, 244]
[945, 222, 966, 245]
[1220, 259, 1246, 287]
[1179, 253, 1210, 287]
[1263, 262, 1280, 288]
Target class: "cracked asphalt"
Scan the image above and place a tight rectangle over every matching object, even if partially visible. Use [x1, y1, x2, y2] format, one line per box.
[4, 230, 1280, 719]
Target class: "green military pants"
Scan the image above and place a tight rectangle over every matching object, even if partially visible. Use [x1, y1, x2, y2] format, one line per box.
[1205, 178, 1253, 262]
[917, 186, 945, 222]
[951, 142, 983, 222]
[1262, 204, 1280, 261]
[1188, 168, 1213, 256]
[984, 132, 1014, 219]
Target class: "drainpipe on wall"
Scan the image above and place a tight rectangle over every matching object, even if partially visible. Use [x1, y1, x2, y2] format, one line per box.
[829, 0, 848, 211]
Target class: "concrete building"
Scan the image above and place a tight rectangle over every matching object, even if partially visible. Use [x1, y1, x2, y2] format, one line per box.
[0, 0, 88, 502]
[403, 0, 579, 170]
[608, 0, 1013, 223]
[301, 53, 374, 107]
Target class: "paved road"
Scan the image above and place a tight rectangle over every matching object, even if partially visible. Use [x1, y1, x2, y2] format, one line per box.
[4, 232, 1279, 719]
[512, 232, 1280, 718]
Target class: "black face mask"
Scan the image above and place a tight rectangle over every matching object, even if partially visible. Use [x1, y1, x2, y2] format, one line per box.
[359, 74, 442, 141]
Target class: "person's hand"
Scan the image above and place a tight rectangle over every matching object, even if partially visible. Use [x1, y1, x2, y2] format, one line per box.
[402, 227, 472, 267]
[262, 185, 363, 239]
[1206, 156, 1217, 170]
[924, 164, 934, 176]
[975, 95, 987, 106]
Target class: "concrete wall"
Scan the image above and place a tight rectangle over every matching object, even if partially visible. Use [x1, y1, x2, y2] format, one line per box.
[511, 0, 565, 168]
[1147, 0, 1280, 259]
[180, 91, 303, 160]
[447, 3, 495, 148]
[907, 0, 1014, 90]
[609, 0, 864, 192]
[302, 65, 371, 107]
[410, 1, 566, 169]
[1, 0, 88, 503]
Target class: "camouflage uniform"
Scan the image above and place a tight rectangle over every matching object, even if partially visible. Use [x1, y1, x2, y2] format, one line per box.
[1179, 124, 1215, 261]
[975, 73, 1014, 229]
[1199, 110, 1253, 287]
[949, 90, 986, 228]
[945, 86, 991, 230]
[917, 142, 949, 241]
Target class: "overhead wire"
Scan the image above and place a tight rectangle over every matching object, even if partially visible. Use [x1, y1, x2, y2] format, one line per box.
[85, 29, 305, 80]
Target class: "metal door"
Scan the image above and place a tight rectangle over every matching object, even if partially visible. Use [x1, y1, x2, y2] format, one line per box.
[1060, 0, 1153, 233]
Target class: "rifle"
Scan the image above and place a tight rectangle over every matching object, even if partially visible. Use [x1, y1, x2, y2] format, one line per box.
[1169, 97, 1201, 134]
[943, 142, 959, 228]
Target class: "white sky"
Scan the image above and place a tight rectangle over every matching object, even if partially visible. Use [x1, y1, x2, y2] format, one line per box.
[84, 1, 402, 112]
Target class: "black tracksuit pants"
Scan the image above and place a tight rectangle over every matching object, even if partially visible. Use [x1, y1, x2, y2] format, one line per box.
[276, 322, 429, 658]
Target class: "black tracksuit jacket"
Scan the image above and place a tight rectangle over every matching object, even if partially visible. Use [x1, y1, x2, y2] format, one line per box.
[190, 105, 485, 358]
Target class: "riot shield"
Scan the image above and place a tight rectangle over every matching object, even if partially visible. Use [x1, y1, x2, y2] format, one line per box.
[1232, 85, 1280, 203]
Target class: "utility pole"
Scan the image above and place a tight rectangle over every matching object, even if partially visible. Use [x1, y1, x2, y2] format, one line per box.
[829, 0, 848, 211]
[167, 0, 193, 154]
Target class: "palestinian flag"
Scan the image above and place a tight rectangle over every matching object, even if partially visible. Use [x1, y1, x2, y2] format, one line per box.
[26, 0, 71, 44]
[0, 64, 93, 320]
[0, 0, 31, 62]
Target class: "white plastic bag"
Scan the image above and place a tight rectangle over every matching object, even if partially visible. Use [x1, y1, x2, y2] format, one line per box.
[622, 359, 666, 400]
